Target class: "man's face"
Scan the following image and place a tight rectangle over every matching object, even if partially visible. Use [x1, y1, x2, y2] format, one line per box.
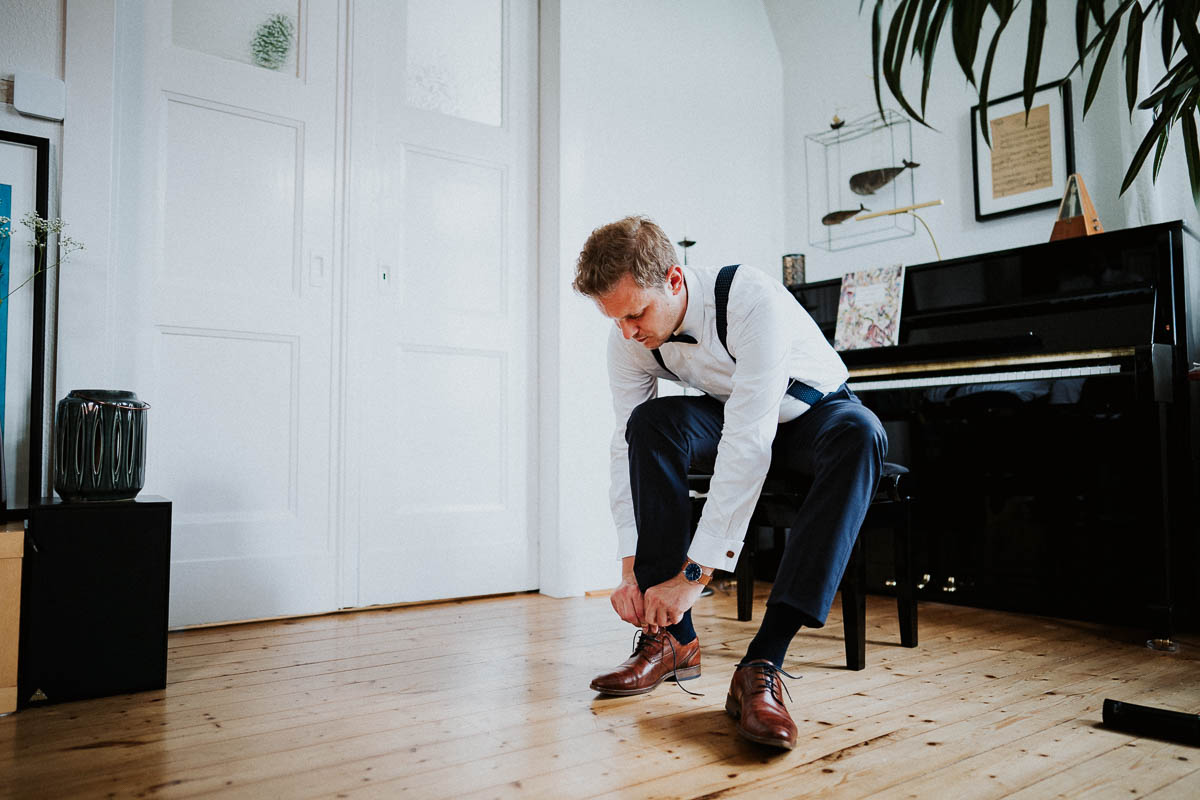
[595, 267, 686, 350]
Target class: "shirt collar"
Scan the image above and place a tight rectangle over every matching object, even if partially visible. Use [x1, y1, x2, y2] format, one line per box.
[674, 266, 704, 340]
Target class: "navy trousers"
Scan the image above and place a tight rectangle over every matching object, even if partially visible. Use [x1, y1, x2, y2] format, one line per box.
[626, 385, 886, 626]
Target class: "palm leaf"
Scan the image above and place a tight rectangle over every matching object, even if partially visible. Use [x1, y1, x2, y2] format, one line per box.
[872, 0, 886, 121]
[1139, 59, 1193, 109]
[1076, 1, 1091, 66]
[883, 0, 929, 124]
[890, 0, 922, 76]
[1066, 0, 1136, 80]
[1084, 15, 1122, 116]
[920, 0, 954, 113]
[1087, 0, 1105, 29]
[1152, 121, 1171, 181]
[1024, 0, 1048, 117]
[1120, 86, 1189, 195]
[978, 4, 1015, 147]
[1172, 2, 1200, 70]
[1181, 107, 1200, 206]
[912, 0, 939, 57]
[952, 0, 989, 87]
[1162, 1, 1176, 68]
[1125, 2, 1144, 119]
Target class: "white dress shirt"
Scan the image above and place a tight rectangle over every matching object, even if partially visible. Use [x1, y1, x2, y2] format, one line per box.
[608, 264, 850, 573]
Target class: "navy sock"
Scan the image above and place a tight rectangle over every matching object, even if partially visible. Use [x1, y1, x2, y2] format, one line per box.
[666, 609, 696, 645]
[741, 603, 814, 668]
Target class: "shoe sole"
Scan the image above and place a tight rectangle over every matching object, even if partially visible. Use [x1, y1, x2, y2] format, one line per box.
[725, 694, 798, 750]
[589, 664, 701, 696]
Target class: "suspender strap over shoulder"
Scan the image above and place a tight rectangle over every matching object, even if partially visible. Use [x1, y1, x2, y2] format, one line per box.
[714, 264, 739, 357]
[651, 263, 826, 407]
[650, 347, 676, 378]
[714, 265, 826, 406]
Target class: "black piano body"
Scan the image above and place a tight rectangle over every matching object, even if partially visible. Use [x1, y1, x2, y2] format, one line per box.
[791, 220, 1199, 635]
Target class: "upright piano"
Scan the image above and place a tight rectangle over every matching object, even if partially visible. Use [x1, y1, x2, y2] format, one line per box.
[792, 220, 1199, 636]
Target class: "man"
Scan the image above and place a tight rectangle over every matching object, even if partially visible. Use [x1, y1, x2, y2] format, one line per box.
[573, 216, 886, 750]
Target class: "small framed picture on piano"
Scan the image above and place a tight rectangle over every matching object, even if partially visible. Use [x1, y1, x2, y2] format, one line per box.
[971, 79, 1076, 221]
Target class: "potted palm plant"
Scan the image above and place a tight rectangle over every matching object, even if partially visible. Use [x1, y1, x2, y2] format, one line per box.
[865, 0, 1200, 204]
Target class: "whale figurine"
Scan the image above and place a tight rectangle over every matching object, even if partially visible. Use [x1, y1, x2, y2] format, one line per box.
[821, 204, 868, 225]
[849, 159, 920, 195]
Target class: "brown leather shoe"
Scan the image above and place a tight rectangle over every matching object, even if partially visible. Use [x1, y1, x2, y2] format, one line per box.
[725, 659, 798, 749]
[589, 629, 700, 696]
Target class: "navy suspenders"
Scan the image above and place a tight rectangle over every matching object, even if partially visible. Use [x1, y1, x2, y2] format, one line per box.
[651, 265, 825, 406]
[649, 347, 674, 376]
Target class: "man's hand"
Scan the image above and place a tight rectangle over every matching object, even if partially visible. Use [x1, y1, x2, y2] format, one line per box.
[611, 559, 646, 628]
[643, 573, 705, 630]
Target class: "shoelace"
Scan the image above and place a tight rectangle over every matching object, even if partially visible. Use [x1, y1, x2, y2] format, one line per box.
[631, 630, 704, 697]
[740, 661, 800, 703]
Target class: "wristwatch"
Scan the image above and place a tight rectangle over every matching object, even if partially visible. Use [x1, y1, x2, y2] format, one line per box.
[681, 559, 712, 586]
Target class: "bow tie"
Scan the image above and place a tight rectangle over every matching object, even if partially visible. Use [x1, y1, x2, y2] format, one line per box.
[665, 333, 697, 344]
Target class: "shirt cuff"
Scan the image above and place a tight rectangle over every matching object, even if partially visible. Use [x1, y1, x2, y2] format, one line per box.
[688, 528, 744, 573]
[616, 525, 639, 560]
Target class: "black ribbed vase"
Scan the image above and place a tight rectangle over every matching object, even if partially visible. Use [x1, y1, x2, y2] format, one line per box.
[54, 390, 150, 502]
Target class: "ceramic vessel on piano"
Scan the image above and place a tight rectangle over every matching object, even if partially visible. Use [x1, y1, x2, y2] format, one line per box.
[53, 390, 150, 502]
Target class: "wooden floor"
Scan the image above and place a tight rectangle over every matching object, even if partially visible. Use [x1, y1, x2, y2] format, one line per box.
[2, 583, 1200, 799]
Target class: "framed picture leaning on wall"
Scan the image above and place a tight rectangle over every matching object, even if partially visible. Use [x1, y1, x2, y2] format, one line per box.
[0, 129, 50, 507]
[971, 79, 1076, 221]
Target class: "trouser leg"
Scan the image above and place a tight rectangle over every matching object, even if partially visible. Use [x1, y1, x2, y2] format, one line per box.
[767, 386, 887, 626]
[625, 395, 725, 592]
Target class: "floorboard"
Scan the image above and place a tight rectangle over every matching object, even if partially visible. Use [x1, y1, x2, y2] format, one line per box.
[2, 582, 1198, 799]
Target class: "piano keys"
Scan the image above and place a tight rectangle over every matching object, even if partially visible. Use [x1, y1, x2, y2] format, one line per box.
[790, 220, 1199, 637]
[848, 359, 1123, 392]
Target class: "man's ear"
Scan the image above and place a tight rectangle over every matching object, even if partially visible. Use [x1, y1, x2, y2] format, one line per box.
[666, 265, 685, 295]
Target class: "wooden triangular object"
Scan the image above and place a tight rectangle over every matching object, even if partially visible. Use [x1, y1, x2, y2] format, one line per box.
[1050, 173, 1104, 241]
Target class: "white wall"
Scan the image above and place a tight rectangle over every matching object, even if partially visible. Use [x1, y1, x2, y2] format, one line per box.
[764, 0, 1200, 283]
[1, 1, 64, 82]
[0, 0, 66, 502]
[539, 0, 786, 596]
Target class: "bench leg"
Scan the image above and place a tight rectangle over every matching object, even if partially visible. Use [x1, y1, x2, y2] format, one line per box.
[894, 501, 918, 648]
[842, 536, 867, 670]
[735, 535, 755, 622]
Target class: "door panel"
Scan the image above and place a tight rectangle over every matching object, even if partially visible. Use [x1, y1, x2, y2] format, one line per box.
[122, 1, 340, 624]
[349, 0, 536, 606]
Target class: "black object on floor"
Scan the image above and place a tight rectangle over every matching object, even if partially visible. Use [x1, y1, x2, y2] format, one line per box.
[1102, 698, 1200, 746]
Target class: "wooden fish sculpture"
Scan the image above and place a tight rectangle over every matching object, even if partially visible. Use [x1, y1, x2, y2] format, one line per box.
[849, 159, 919, 196]
[821, 204, 867, 225]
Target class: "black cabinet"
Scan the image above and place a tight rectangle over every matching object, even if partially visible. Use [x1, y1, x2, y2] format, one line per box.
[18, 496, 171, 706]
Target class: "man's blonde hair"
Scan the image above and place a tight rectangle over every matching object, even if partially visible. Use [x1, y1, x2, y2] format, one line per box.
[572, 216, 678, 298]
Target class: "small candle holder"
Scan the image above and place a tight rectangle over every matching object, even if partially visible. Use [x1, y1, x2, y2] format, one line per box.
[782, 253, 806, 288]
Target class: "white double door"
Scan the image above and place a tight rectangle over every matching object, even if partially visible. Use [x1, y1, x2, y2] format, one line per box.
[109, 0, 536, 624]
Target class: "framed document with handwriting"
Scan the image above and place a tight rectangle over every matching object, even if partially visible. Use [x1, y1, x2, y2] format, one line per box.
[971, 79, 1075, 221]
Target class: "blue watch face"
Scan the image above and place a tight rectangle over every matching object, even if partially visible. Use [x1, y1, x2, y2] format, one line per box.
[684, 562, 703, 582]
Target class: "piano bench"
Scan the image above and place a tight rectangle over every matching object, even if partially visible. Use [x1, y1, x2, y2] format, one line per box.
[688, 461, 917, 671]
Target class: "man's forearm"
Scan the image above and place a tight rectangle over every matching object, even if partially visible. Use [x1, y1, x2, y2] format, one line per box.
[621, 555, 636, 581]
